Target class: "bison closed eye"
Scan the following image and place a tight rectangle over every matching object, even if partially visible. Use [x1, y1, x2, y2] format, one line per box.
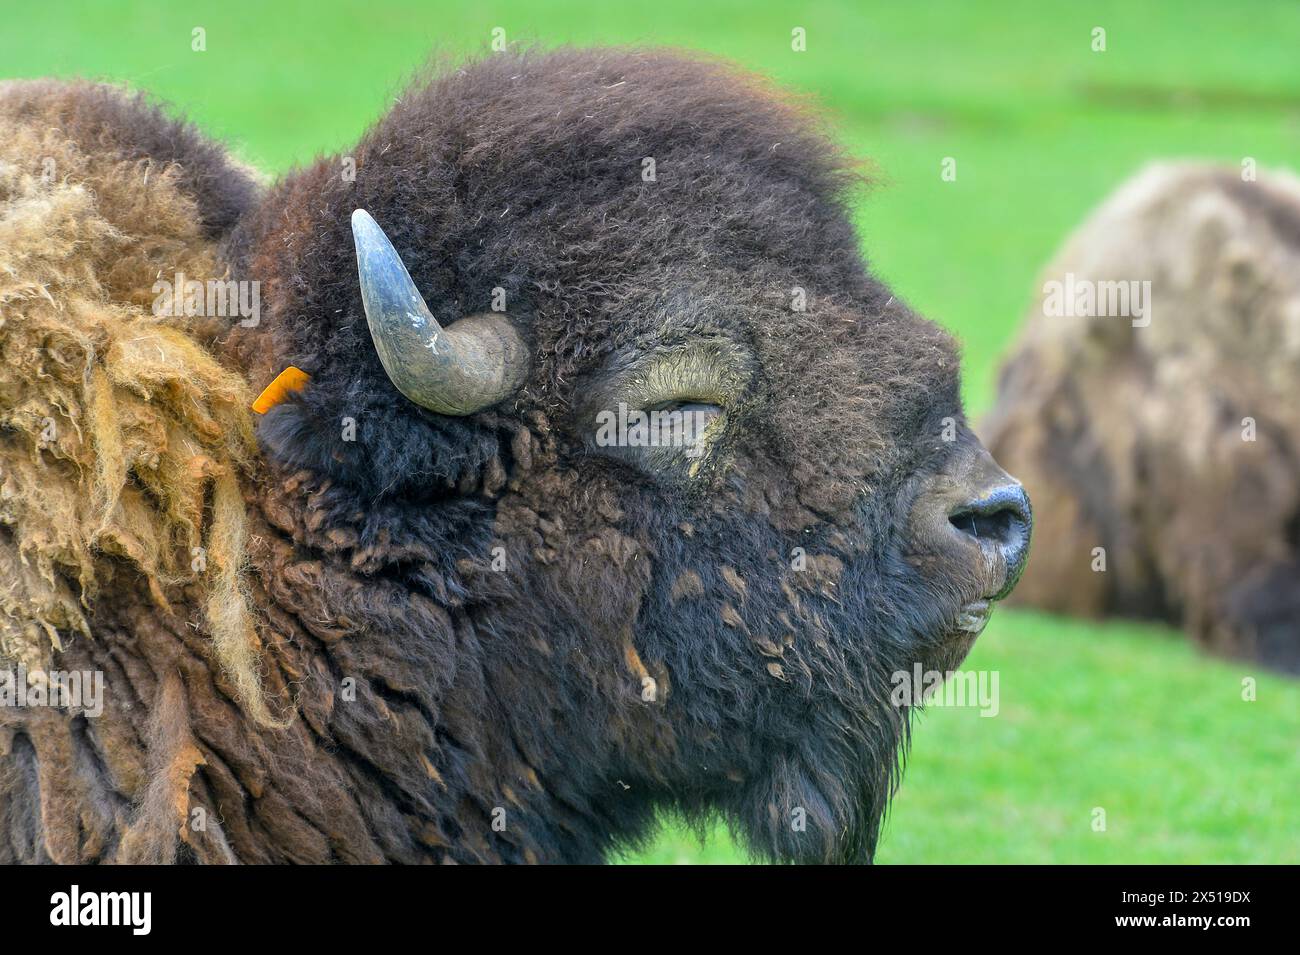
[0, 48, 1029, 864]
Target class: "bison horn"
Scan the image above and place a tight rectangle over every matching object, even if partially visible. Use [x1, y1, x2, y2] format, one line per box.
[351, 209, 529, 416]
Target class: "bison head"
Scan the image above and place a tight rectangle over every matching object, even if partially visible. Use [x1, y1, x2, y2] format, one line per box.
[229, 48, 1030, 863]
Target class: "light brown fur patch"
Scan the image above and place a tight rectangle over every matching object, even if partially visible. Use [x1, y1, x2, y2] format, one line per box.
[0, 87, 271, 720]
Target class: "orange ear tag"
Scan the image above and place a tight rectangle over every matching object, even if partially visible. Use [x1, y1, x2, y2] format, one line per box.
[251, 366, 311, 414]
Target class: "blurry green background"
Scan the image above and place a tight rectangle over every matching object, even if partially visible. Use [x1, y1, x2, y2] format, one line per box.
[4, 0, 1296, 863]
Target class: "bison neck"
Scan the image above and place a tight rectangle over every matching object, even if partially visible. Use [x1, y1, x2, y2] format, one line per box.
[186, 459, 659, 863]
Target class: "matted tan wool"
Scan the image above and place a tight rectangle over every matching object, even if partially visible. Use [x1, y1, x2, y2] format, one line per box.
[0, 105, 274, 722]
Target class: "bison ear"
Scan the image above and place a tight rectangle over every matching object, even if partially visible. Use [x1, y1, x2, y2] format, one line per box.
[351, 209, 529, 415]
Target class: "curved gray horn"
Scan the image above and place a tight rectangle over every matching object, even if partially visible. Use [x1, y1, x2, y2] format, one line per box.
[351, 209, 528, 415]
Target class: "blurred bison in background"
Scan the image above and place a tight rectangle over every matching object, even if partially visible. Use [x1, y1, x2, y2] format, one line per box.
[985, 162, 1300, 673]
[0, 48, 1031, 865]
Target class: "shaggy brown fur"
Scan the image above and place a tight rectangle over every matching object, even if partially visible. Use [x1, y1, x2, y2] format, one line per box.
[984, 162, 1300, 672]
[0, 80, 275, 860]
[0, 80, 272, 708]
[2, 50, 1021, 864]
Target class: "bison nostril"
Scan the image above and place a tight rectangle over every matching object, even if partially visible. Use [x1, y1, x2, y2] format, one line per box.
[948, 483, 1032, 594]
[950, 502, 1022, 548]
[951, 505, 1018, 545]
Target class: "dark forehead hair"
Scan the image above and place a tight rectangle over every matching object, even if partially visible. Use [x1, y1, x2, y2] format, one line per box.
[227, 47, 956, 497]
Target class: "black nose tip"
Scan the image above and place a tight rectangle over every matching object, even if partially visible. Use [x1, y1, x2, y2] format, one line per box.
[948, 483, 1032, 598]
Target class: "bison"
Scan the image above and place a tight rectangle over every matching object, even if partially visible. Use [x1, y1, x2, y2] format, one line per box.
[984, 162, 1300, 673]
[0, 47, 1030, 864]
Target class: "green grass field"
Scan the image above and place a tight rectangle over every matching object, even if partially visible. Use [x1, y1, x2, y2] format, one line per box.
[6, 0, 1297, 863]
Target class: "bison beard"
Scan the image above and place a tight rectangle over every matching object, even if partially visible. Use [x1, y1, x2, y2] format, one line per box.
[0, 48, 1014, 863]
